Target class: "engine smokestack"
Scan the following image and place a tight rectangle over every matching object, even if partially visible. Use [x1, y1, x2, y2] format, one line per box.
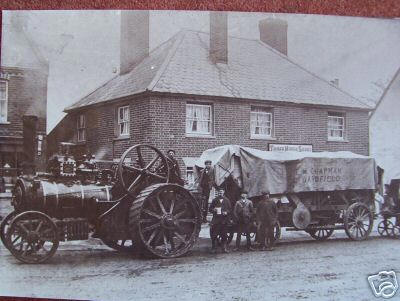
[22, 115, 38, 173]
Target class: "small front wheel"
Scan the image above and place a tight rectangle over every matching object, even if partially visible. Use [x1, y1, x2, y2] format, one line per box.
[377, 220, 394, 237]
[7, 211, 59, 264]
[0, 211, 17, 250]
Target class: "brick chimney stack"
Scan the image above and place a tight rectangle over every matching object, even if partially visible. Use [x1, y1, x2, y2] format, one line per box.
[259, 18, 288, 56]
[120, 10, 150, 75]
[210, 12, 228, 64]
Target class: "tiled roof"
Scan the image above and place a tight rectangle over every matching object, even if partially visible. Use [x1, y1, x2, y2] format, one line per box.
[65, 30, 371, 112]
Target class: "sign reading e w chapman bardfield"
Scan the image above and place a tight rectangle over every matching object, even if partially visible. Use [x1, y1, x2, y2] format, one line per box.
[268, 143, 313, 152]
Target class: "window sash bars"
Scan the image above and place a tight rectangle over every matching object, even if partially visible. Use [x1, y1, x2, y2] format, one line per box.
[118, 106, 129, 136]
[328, 115, 344, 138]
[186, 104, 212, 134]
[250, 110, 272, 136]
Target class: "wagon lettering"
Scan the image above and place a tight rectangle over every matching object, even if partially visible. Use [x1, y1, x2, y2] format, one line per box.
[302, 175, 341, 183]
[309, 167, 342, 175]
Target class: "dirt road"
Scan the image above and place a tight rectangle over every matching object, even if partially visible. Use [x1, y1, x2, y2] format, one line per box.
[1, 202, 399, 301]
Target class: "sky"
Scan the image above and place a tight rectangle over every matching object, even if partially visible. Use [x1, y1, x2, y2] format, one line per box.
[2, 10, 400, 133]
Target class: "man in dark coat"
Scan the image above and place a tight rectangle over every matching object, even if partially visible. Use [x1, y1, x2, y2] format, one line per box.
[233, 192, 255, 251]
[198, 160, 215, 222]
[209, 188, 232, 253]
[256, 191, 278, 251]
[166, 149, 184, 186]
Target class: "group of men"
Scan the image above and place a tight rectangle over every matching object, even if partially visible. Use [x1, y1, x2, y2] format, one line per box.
[165, 150, 279, 253]
[209, 188, 278, 253]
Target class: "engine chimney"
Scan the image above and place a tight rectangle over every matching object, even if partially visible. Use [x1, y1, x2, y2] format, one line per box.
[22, 115, 38, 173]
[259, 18, 288, 56]
[210, 12, 228, 64]
[120, 10, 150, 75]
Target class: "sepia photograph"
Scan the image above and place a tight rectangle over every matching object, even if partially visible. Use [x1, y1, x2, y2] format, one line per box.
[1, 9, 400, 300]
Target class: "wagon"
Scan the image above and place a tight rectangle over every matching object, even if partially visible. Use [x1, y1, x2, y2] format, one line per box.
[0, 144, 202, 263]
[194, 145, 379, 242]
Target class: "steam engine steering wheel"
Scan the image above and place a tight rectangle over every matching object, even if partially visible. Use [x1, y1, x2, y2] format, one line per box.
[117, 144, 170, 196]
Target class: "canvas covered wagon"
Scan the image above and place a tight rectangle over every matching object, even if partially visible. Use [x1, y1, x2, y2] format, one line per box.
[194, 145, 379, 241]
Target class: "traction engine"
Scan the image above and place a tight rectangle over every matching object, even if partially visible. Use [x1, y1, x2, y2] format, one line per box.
[0, 144, 202, 263]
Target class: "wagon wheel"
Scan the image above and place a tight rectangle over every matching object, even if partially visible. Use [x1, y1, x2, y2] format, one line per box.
[118, 144, 170, 197]
[307, 228, 334, 241]
[6, 211, 59, 264]
[130, 184, 201, 258]
[101, 238, 135, 252]
[377, 220, 394, 237]
[344, 202, 373, 241]
[0, 211, 17, 249]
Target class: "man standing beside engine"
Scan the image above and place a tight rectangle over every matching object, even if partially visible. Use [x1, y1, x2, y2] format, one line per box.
[166, 149, 184, 186]
[198, 160, 215, 223]
[233, 192, 255, 251]
[209, 187, 232, 253]
[256, 191, 278, 251]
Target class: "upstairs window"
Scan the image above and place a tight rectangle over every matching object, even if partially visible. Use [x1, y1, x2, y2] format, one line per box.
[77, 114, 86, 142]
[186, 103, 213, 136]
[0, 80, 8, 123]
[328, 112, 345, 140]
[118, 106, 130, 136]
[250, 107, 273, 138]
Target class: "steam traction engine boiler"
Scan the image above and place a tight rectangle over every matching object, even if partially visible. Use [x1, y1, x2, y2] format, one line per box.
[0, 144, 202, 263]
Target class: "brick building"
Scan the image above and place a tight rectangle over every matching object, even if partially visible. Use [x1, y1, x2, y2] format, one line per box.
[48, 11, 371, 183]
[0, 14, 48, 178]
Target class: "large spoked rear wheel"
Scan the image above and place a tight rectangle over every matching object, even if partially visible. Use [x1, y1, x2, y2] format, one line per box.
[0, 211, 18, 250]
[118, 144, 170, 197]
[7, 211, 59, 264]
[130, 184, 201, 258]
[344, 202, 373, 241]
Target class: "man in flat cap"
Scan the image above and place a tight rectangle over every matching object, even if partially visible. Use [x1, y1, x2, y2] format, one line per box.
[209, 187, 232, 253]
[165, 149, 184, 186]
[256, 191, 278, 251]
[198, 160, 215, 223]
[233, 191, 255, 251]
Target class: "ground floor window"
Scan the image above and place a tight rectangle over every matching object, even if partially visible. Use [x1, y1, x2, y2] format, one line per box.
[186, 166, 194, 184]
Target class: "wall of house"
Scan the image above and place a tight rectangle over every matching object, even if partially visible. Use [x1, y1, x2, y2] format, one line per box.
[370, 71, 400, 184]
[49, 93, 370, 178]
[0, 66, 48, 170]
[48, 95, 151, 164]
[148, 94, 369, 158]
